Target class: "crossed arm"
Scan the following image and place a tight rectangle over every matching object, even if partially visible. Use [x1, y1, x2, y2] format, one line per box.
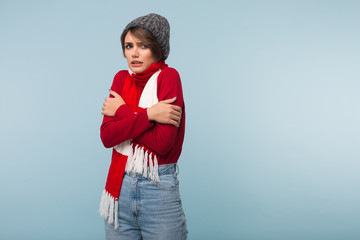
[101, 90, 182, 128]
[100, 69, 184, 154]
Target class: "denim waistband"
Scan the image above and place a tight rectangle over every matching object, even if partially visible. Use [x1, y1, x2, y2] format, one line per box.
[126, 163, 177, 178]
[158, 163, 177, 175]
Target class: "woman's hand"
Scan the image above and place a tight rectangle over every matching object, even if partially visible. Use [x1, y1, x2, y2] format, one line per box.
[101, 90, 125, 117]
[147, 97, 182, 127]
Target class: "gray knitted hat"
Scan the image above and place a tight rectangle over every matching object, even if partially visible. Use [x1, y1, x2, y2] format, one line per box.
[122, 13, 170, 60]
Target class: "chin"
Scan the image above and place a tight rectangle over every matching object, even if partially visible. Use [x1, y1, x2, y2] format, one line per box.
[130, 67, 146, 74]
[131, 69, 143, 74]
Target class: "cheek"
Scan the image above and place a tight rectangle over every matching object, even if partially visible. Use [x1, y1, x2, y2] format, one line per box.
[145, 52, 156, 63]
[124, 51, 131, 60]
[143, 49, 153, 58]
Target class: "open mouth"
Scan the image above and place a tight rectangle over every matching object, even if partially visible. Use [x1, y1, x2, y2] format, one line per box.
[131, 61, 143, 65]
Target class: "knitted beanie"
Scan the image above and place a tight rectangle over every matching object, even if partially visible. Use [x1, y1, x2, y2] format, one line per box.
[122, 13, 170, 60]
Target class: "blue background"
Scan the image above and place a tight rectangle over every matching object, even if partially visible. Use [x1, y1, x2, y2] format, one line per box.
[1, 0, 360, 239]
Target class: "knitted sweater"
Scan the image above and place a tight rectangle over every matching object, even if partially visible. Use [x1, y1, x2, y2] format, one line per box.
[100, 66, 185, 165]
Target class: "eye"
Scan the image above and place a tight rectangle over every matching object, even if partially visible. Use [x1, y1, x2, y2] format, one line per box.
[140, 44, 149, 49]
[125, 44, 132, 49]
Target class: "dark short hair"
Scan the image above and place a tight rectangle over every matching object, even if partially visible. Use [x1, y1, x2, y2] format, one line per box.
[120, 27, 163, 61]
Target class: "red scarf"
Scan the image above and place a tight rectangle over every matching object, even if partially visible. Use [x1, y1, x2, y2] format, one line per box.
[122, 61, 167, 112]
[104, 61, 167, 201]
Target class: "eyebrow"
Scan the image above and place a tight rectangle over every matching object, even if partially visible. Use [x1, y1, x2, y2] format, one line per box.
[125, 41, 146, 45]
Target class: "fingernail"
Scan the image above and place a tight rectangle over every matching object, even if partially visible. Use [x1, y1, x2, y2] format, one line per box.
[173, 97, 177, 100]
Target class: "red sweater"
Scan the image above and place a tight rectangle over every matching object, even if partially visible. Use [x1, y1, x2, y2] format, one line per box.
[100, 67, 185, 165]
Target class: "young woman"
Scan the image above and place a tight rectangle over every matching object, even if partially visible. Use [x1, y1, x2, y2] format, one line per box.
[99, 13, 188, 240]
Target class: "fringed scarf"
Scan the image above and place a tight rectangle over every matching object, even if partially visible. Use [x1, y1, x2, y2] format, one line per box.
[99, 61, 167, 229]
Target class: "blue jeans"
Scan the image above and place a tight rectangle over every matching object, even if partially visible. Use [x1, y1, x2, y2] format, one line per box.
[104, 164, 188, 240]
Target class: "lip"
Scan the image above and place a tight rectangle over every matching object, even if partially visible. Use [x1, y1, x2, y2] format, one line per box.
[131, 61, 143, 67]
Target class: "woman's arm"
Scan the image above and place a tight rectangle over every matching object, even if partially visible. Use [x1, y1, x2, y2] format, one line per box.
[147, 97, 182, 127]
[100, 71, 154, 148]
[100, 108, 153, 148]
[100, 69, 182, 149]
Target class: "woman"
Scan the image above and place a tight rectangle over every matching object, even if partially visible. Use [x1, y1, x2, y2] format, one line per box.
[99, 13, 188, 240]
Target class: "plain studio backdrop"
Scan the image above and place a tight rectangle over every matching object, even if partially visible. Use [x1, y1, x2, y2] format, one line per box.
[1, 0, 359, 239]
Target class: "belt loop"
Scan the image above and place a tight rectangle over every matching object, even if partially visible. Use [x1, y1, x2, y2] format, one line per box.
[175, 164, 179, 176]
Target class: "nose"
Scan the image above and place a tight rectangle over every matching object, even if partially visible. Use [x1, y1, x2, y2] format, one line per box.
[132, 46, 139, 58]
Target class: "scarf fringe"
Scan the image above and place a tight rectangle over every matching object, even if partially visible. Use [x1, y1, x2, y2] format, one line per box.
[99, 190, 119, 229]
[125, 143, 160, 182]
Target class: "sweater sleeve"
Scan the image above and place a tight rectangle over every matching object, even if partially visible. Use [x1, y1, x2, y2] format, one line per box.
[133, 68, 184, 155]
[100, 71, 154, 148]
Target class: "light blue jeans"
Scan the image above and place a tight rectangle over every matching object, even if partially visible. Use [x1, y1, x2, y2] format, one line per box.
[104, 164, 188, 240]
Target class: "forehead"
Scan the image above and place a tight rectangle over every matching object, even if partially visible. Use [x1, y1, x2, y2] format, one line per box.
[124, 31, 141, 42]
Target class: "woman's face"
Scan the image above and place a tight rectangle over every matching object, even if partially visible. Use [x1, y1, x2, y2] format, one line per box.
[124, 31, 158, 74]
